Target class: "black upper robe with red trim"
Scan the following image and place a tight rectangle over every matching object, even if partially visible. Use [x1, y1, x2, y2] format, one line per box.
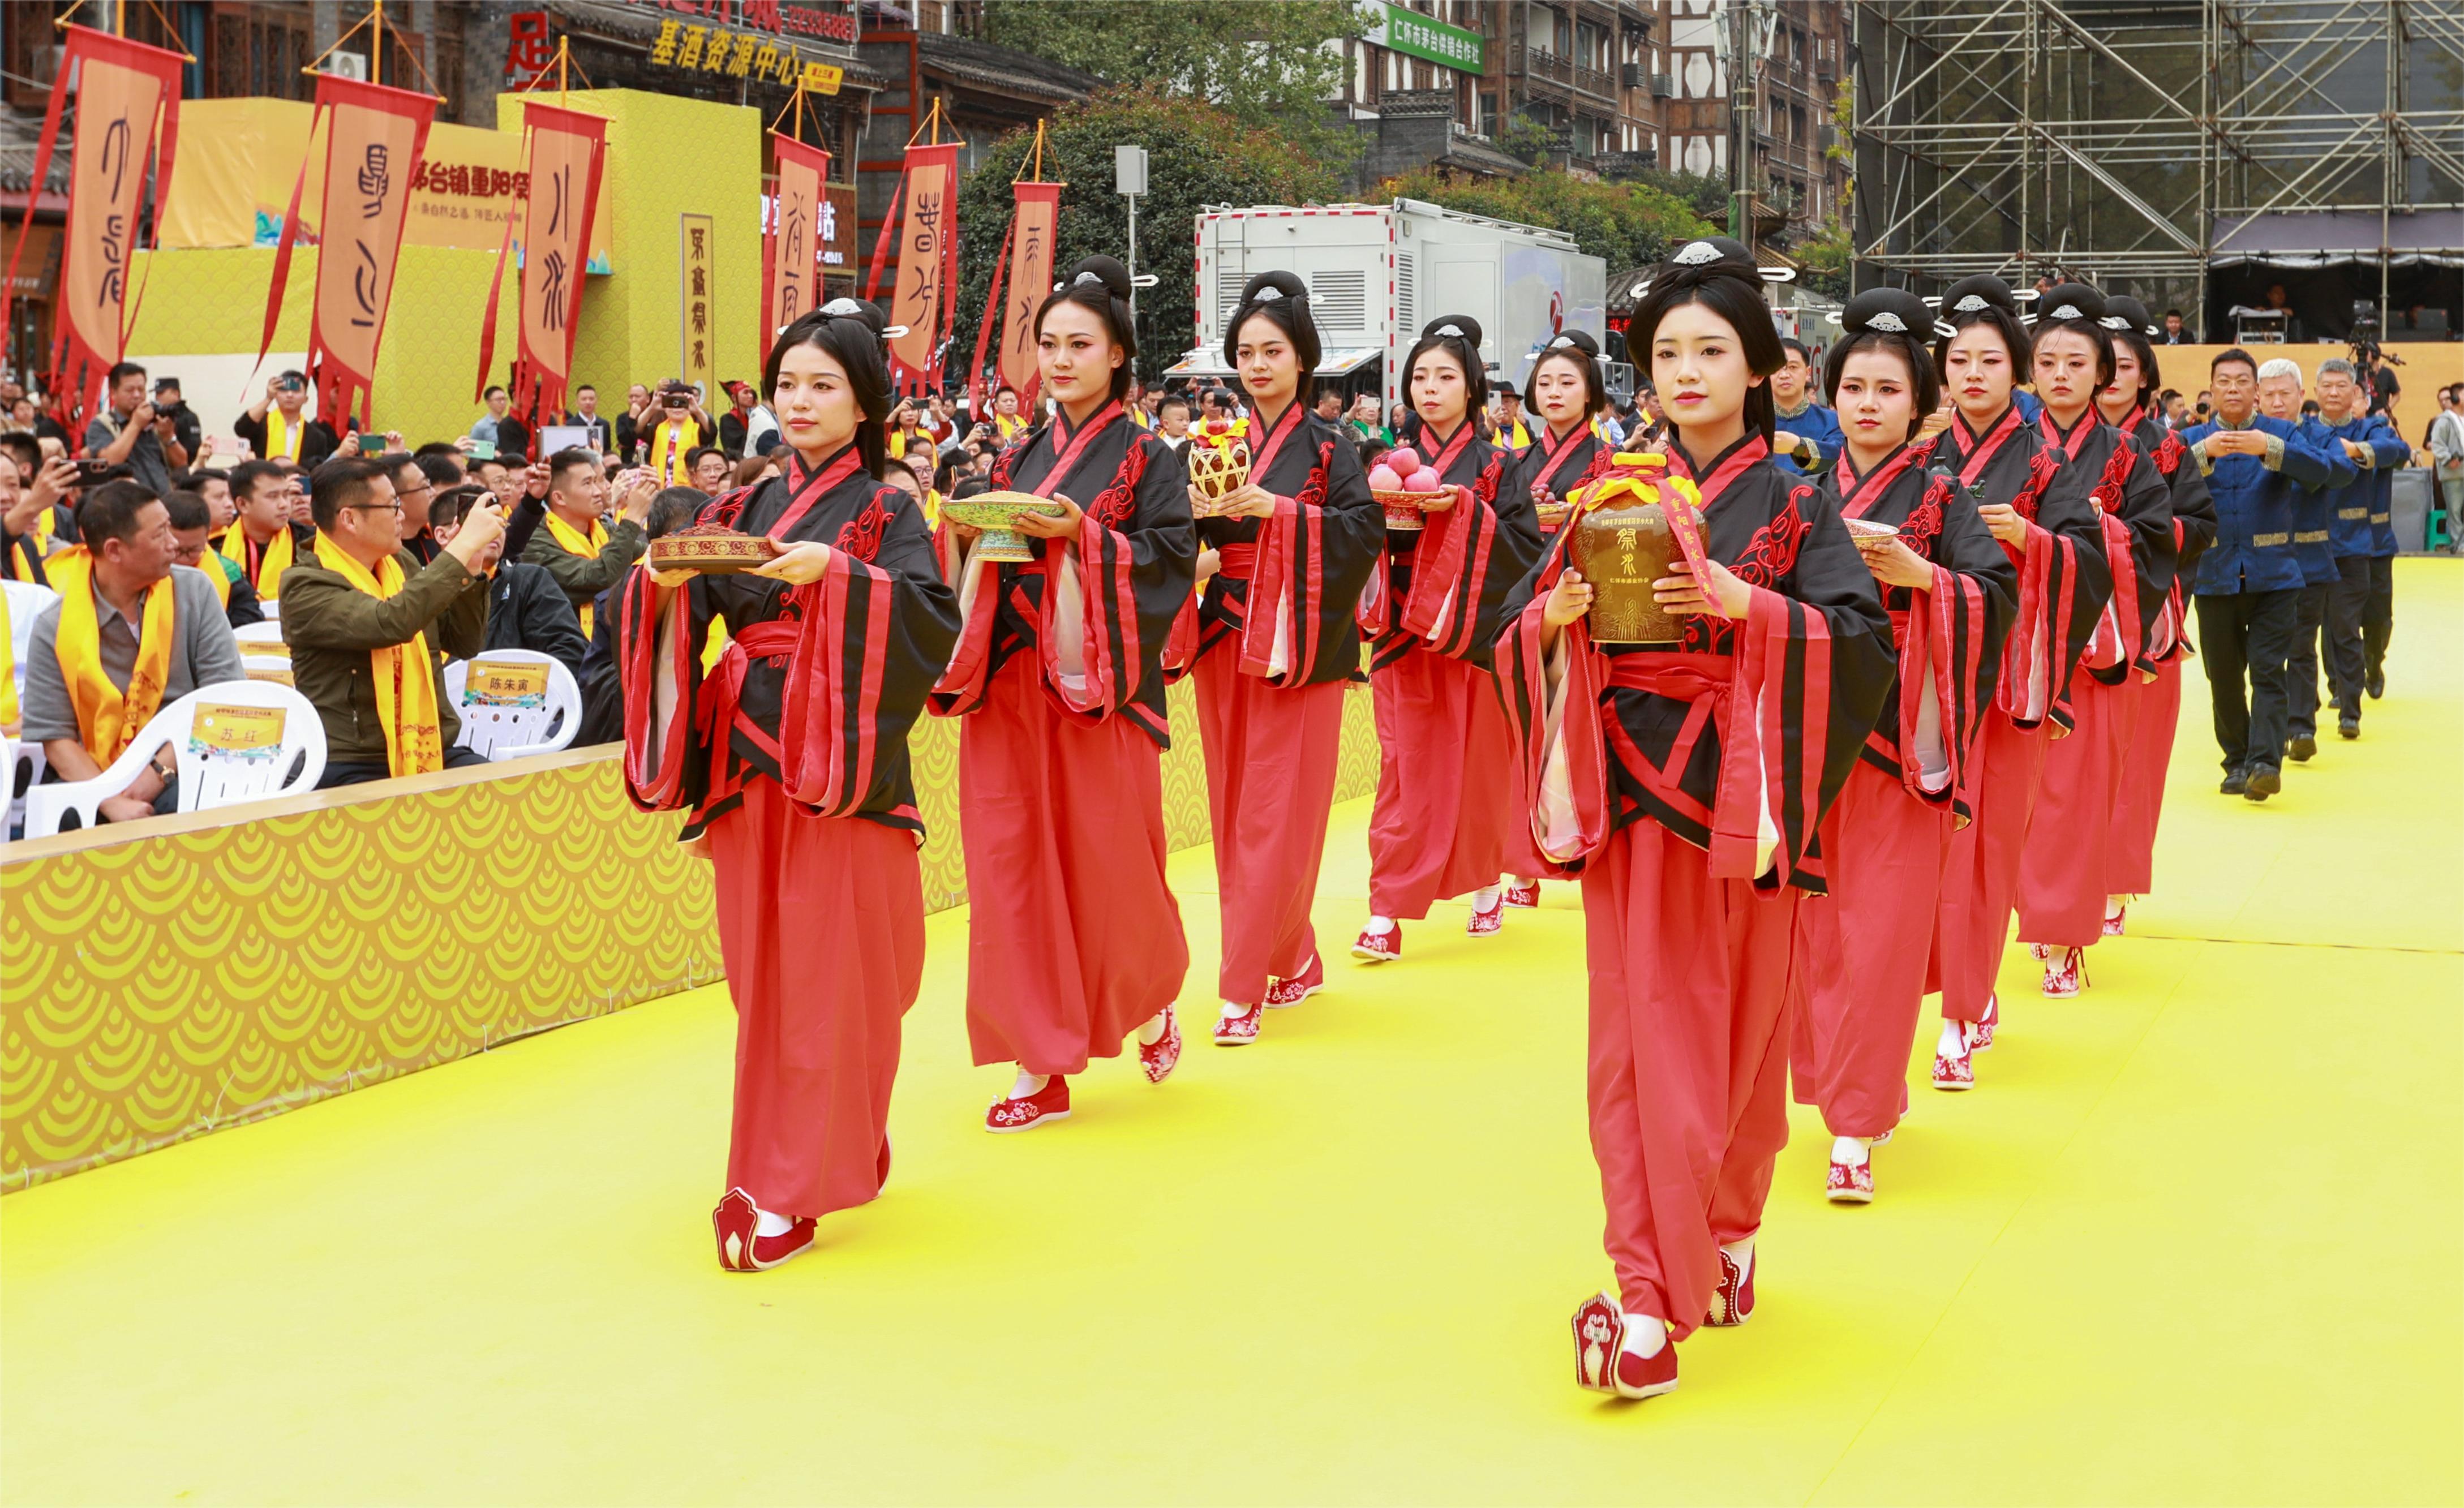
[2038, 409, 2177, 684]
[928, 409, 1195, 747]
[1826, 440, 2018, 821]
[2120, 408, 2219, 665]
[617, 446, 963, 840]
[1937, 409, 2111, 729]
[1489, 436, 1894, 895]
[1367, 426, 1543, 672]
[1191, 404, 1384, 687]
[1503, 423, 1615, 537]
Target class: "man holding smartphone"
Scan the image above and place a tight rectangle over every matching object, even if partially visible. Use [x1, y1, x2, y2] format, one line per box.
[233, 370, 341, 467]
[84, 362, 189, 494]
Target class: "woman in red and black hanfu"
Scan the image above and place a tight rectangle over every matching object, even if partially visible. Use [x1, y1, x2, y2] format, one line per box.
[620, 299, 961, 1272]
[1490, 239, 1892, 1400]
[929, 256, 1197, 1131]
[2015, 284, 2180, 999]
[1925, 274, 2111, 1091]
[2093, 295, 2216, 934]
[1184, 272, 1383, 1046]
[1352, 315, 1544, 961]
[1787, 289, 2016, 1205]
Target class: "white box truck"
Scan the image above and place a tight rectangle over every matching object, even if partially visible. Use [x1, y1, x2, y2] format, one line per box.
[1167, 197, 1610, 419]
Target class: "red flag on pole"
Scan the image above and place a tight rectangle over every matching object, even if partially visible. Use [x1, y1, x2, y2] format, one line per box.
[998, 182, 1062, 409]
[885, 141, 959, 396]
[477, 102, 606, 422]
[765, 134, 831, 350]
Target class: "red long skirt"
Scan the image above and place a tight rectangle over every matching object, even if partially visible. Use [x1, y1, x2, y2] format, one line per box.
[1932, 714, 2050, 1022]
[2107, 658, 2183, 897]
[2016, 673, 2142, 948]
[1790, 762, 1952, 1138]
[1195, 652, 1347, 1004]
[707, 779, 926, 1220]
[959, 655, 1190, 1075]
[1584, 819, 1800, 1337]
[1367, 643, 1519, 918]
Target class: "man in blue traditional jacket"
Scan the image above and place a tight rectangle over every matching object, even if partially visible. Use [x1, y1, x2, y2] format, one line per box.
[2312, 358, 2411, 729]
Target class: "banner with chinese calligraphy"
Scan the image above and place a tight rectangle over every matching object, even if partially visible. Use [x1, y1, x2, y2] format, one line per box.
[477, 102, 607, 421]
[764, 135, 830, 347]
[254, 75, 437, 430]
[1, 26, 184, 433]
[885, 142, 959, 394]
[999, 182, 1061, 406]
[680, 213, 716, 400]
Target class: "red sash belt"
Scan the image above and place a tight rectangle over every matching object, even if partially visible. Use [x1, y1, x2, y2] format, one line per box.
[1603, 649, 1732, 702]
[1214, 542, 1259, 582]
[698, 617, 800, 746]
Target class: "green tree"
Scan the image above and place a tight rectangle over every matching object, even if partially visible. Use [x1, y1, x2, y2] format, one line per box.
[1628, 169, 1729, 225]
[949, 89, 1341, 388]
[984, 0, 1366, 165]
[1380, 167, 1716, 274]
[1791, 214, 1851, 300]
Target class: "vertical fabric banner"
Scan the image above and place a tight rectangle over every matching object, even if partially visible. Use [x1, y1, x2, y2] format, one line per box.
[511, 102, 607, 420]
[3, 27, 184, 434]
[1000, 182, 1062, 407]
[765, 135, 830, 349]
[885, 142, 959, 394]
[256, 75, 437, 430]
[680, 213, 716, 401]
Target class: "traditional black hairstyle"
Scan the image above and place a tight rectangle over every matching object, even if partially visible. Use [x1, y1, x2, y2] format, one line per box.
[2030, 282, 2117, 392]
[1035, 254, 1138, 403]
[2100, 294, 2162, 409]
[1222, 269, 1321, 382]
[1929, 273, 2031, 385]
[646, 487, 707, 540]
[1529, 327, 1607, 417]
[1628, 236, 1786, 442]
[763, 295, 900, 479]
[1403, 313, 1489, 428]
[1822, 288, 1942, 433]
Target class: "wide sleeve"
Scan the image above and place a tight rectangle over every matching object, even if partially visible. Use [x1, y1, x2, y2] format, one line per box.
[924, 517, 1005, 719]
[2002, 453, 2113, 730]
[2154, 429, 2217, 578]
[771, 502, 962, 818]
[1398, 451, 1544, 666]
[1898, 480, 2018, 820]
[2084, 441, 2179, 682]
[1037, 434, 1195, 726]
[617, 565, 720, 814]
[1240, 432, 1383, 686]
[1491, 531, 1616, 878]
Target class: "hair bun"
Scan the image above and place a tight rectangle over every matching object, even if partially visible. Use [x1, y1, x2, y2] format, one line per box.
[2037, 282, 2106, 325]
[1056, 254, 1132, 300]
[1422, 313, 1484, 348]
[2102, 294, 2155, 334]
[1841, 289, 1931, 338]
[1541, 328, 1601, 359]
[1937, 274, 2019, 319]
[1238, 270, 1308, 308]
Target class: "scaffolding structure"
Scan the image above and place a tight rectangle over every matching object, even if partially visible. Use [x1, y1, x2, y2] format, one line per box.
[1848, 0, 2464, 319]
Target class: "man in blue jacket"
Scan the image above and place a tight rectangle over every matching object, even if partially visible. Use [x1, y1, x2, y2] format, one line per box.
[2311, 358, 2412, 736]
[2181, 350, 2343, 802]
[1770, 338, 1842, 475]
[2260, 359, 2360, 760]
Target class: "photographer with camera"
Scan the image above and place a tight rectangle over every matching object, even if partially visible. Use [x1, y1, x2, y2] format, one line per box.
[234, 370, 341, 468]
[84, 362, 190, 494]
[149, 378, 202, 461]
[642, 379, 713, 485]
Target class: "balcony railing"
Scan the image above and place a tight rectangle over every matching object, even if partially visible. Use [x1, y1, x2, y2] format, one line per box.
[1510, 43, 1619, 104]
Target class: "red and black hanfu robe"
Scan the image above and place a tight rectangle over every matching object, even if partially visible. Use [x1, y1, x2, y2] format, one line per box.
[929, 403, 1197, 1075]
[2016, 410, 2178, 950]
[1789, 441, 2016, 1139]
[618, 445, 961, 1222]
[1490, 435, 1892, 1334]
[1185, 401, 1384, 1004]
[1359, 422, 1545, 918]
[2109, 407, 2218, 899]
[1928, 407, 2109, 1023]
[1504, 421, 1615, 538]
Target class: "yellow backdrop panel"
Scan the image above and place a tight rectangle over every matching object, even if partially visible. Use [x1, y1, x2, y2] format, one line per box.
[2, 681, 1380, 1189]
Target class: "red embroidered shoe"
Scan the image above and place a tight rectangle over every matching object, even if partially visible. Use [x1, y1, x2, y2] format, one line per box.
[1705, 1246, 1756, 1327]
[1933, 1046, 1974, 1090]
[1214, 1002, 1263, 1046]
[1969, 993, 2000, 1052]
[1570, 1293, 1679, 1399]
[2102, 902, 2128, 938]
[1826, 1157, 1874, 1204]
[986, 1074, 1070, 1133]
[712, 1188, 815, 1273]
[2041, 946, 2083, 998]
[1503, 880, 1542, 909]
[1264, 952, 1325, 1009]
[1139, 1006, 1181, 1084]
[2028, 942, 2050, 962]
[1351, 925, 1402, 963]
[1466, 894, 1505, 937]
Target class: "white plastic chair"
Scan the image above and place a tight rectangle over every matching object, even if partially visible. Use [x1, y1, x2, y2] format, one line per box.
[5, 578, 58, 686]
[256, 597, 279, 624]
[9, 734, 43, 837]
[233, 620, 285, 652]
[443, 650, 580, 760]
[21, 680, 327, 837]
[241, 654, 294, 686]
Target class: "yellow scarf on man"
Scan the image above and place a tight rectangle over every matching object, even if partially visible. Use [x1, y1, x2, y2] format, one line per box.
[265, 406, 303, 463]
[651, 417, 701, 487]
[542, 510, 609, 636]
[201, 554, 235, 607]
[994, 413, 1027, 441]
[312, 532, 444, 777]
[0, 585, 18, 733]
[46, 547, 175, 764]
[220, 525, 296, 601]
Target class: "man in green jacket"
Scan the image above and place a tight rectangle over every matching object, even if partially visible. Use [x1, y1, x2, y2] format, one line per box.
[281, 457, 501, 787]
[520, 446, 649, 637]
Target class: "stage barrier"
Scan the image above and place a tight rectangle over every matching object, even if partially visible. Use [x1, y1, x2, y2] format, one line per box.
[1, 681, 1381, 1190]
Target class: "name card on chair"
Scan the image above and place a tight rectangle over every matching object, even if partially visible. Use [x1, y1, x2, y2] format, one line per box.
[187, 704, 287, 761]
[465, 660, 550, 709]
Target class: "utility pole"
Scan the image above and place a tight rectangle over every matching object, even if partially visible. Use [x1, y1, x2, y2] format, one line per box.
[1715, 0, 1770, 261]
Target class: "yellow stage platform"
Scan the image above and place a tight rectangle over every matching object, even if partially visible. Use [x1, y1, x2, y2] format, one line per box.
[5, 565, 2458, 1506]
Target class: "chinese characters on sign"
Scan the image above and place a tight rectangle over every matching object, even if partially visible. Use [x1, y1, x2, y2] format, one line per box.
[886, 143, 958, 390]
[298, 76, 435, 426]
[1360, 1, 1484, 71]
[510, 102, 606, 418]
[658, 0, 859, 45]
[647, 18, 843, 93]
[681, 213, 716, 399]
[765, 135, 830, 346]
[999, 182, 1061, 402]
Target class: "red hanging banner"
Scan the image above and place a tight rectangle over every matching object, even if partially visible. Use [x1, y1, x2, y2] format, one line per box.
[4, 26, 184, 435]
[765, 134, 831, 349]
[999, 181, 1061, 408]
[478, 102, 606, 421]
[885, 141, 959, 395]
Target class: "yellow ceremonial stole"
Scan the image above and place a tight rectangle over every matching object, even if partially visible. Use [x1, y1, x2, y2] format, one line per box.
[542, 509, 611, 636]
[312, 532, 444, 777]
[46, 548, 175, 764]
[265, 407, 303, 463]
[994, 413, 1028, 441]
[923, 488, 942, 531]
[199, 553, 237, 608]
[1500, 417, 1532, 449]
[1130, 407, 1153, 429]
[220, 525, 297, 601]
[0, 585, 17, 733]
[651, 417, 702, 487]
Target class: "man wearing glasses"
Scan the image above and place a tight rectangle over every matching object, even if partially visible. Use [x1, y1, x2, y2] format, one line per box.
[281, 457, 504, 787]
[383, 452, 443, 564]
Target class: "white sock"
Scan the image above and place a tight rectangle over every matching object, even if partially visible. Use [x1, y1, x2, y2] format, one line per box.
[1008, 1069, 1047, 1101]
[1619, 1312, 1667, 1357]
[2049, 944, 2076, 968]
[1831, 1135, 1872, 1168]
[2105, 896, 2127, 919]
[1217, 1000, 1251, 1021]
[1136, 1010, 1171, 1045]
[754, 1206, 794, 1238]
[1363, 914, 1397, 936]
[1471, 886, 1501, 910]
[1722, 1237, 1754, 1278]
[1512, 875, 1539, 890]
[1938, 1021, 1969, 1058]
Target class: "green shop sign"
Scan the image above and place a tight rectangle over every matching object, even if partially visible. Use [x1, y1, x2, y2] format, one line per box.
[1365, 2, 1484, 73]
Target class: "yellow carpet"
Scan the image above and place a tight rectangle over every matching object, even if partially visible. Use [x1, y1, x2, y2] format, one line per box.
[5, 565, 2458, 1506]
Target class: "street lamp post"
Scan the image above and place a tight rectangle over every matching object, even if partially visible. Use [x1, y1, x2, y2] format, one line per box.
[1117, 145, 1148, 324]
